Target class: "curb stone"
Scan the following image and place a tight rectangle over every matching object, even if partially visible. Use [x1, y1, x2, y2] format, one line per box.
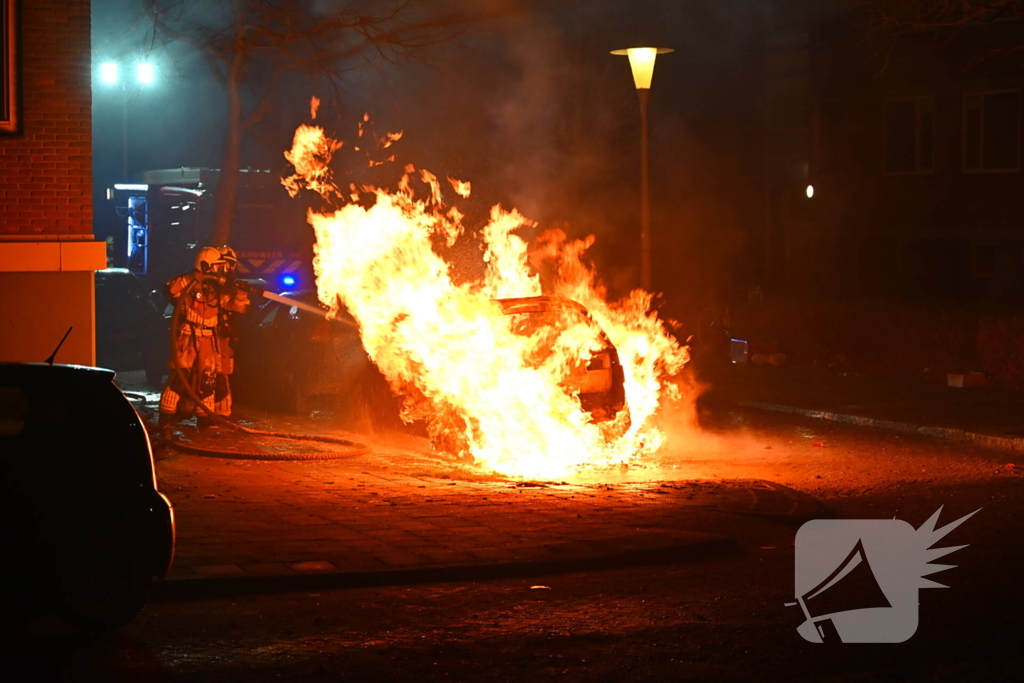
[153, 531, 737, 600]
[739, 400, 1024, 453]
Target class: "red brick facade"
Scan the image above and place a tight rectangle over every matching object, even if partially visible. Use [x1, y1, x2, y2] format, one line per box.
[0, 0, 92, 235]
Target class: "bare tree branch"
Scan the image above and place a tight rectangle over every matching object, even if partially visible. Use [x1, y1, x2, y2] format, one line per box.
[134, 0, 511, 244]
[849, 0, 1024, 75]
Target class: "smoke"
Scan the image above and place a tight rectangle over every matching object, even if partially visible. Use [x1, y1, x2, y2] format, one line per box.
[141, 9, 762, 343]
[348, 1, 774, 470]
[378, 0, 771, 314]
[94, 0, 771, 315]
[487, 21, 573, 219]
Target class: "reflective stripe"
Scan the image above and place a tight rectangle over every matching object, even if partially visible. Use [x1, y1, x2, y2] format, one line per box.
[181, 323, 216, 336]
[160, 387, 180, 413]
[238, 256, 304, 275]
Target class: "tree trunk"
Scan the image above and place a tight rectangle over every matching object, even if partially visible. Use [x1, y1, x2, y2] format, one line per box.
[209, 70, 244, 247]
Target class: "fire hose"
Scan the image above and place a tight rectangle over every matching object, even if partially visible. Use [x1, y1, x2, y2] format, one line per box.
[162, 278, 370, 460]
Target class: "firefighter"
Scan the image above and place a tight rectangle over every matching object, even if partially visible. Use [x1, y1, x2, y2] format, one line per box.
[159, 246, 250, 432]
[216, 245, 246, 409]
[219, 244, 239, 272]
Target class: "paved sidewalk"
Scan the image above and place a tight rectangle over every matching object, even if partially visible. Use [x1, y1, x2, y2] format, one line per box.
[155, 451, 814, 584]
[699, 360, 1024, 452]
[111, 369, 820, 589]
[127, 353, 1023, 590]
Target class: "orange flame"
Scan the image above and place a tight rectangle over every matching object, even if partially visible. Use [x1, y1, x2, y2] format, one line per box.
[282, 125, 342, 200]
[284, 120, 688, 479]
[381, 131, 404, 149]
[448, 177, 472, 198]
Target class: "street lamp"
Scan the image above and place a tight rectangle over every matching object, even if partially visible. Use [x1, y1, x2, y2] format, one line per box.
[611, 46, 673, 291]
[96, 60, 156, 179]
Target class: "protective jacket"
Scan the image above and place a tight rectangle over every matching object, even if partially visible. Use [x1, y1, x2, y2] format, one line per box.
[159, 272, 250, 418]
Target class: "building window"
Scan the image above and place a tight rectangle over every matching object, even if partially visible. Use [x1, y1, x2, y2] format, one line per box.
[815, 101, 848, 172]
[963, 90, 1020, 173]
[884, 99, 935, 174]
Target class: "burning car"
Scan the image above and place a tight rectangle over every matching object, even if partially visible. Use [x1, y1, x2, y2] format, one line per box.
[283, 118, 690, 479]
[497, 296, 627, 424]
[232, 293, 627, 438]
[395, 294, 632, 462]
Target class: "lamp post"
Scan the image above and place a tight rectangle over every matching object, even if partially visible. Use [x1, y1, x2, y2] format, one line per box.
[98, 60, 156, 179]
[611, 46, 672, 291]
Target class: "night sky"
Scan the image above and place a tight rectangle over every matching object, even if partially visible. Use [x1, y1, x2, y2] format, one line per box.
[91, 0, 767, 314]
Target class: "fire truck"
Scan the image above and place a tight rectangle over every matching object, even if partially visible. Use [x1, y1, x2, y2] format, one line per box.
[110, 167, 315, 292]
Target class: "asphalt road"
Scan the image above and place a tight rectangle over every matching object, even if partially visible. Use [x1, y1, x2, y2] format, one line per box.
[9, 407, 1023, 682]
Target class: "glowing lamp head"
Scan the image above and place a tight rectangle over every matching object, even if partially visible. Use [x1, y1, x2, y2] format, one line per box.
[806, 184, 815, 199]
[611, 47, 674, 90]
[99, 61, 120, 85]
[281, 274, 297, 288]
[136, 62, 156, 85]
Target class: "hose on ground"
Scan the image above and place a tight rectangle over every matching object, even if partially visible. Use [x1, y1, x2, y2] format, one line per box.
[162, 277, 370, 460]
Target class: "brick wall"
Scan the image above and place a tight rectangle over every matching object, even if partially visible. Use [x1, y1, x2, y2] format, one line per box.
[0, 0, 92, 235]
[0, 0, 98, 366]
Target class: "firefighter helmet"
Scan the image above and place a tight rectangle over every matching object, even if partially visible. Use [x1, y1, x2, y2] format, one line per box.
[219, 245, 238, 272]
[194, 246, 228, 273]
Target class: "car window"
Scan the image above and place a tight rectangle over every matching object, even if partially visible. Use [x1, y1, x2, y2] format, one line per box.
[260, 303, 281, 325]
[506, 305, 605, 376]
[0, 386, 29, 437]
[0, 383, 71, 436]
[508, 309, 575, 337]
[510, 306, 601, 342]
[256, 302, 301, 329]
[124, 276, 145, 299]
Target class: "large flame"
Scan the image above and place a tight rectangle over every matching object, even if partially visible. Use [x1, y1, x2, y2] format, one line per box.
[284, 117, 688, 479]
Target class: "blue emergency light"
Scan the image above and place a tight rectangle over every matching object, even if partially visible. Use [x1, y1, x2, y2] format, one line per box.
[281, 274, 297, 288]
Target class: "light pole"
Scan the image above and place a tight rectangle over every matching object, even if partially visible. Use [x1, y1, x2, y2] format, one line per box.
[611, 46, 672, 292]
[98, 60, 156, 179]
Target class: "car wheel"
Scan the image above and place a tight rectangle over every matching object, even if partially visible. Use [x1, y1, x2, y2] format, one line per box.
[355, 364, 405, 431]
[54, 530, 153, 631]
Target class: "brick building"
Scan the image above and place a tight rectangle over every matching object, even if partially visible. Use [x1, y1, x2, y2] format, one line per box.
[1, 0, 104, 365]
[763, 1, 1024, 305]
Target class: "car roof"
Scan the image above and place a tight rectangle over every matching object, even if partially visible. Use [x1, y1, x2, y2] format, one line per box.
[497, 295, 592, 317]
[96, 268, 138, 277]
[0, 362, 116, 384]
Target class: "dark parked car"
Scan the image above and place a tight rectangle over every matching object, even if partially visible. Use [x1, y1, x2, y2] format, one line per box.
[232, 292, 627, 427]
[231, 290, 372, 415]
[0, 362, 175, 630]
[95, 268, 167, 385]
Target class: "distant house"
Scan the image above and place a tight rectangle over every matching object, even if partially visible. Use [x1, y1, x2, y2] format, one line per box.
[1, 0, 104, 365]
[763, 1, 1024, 305]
